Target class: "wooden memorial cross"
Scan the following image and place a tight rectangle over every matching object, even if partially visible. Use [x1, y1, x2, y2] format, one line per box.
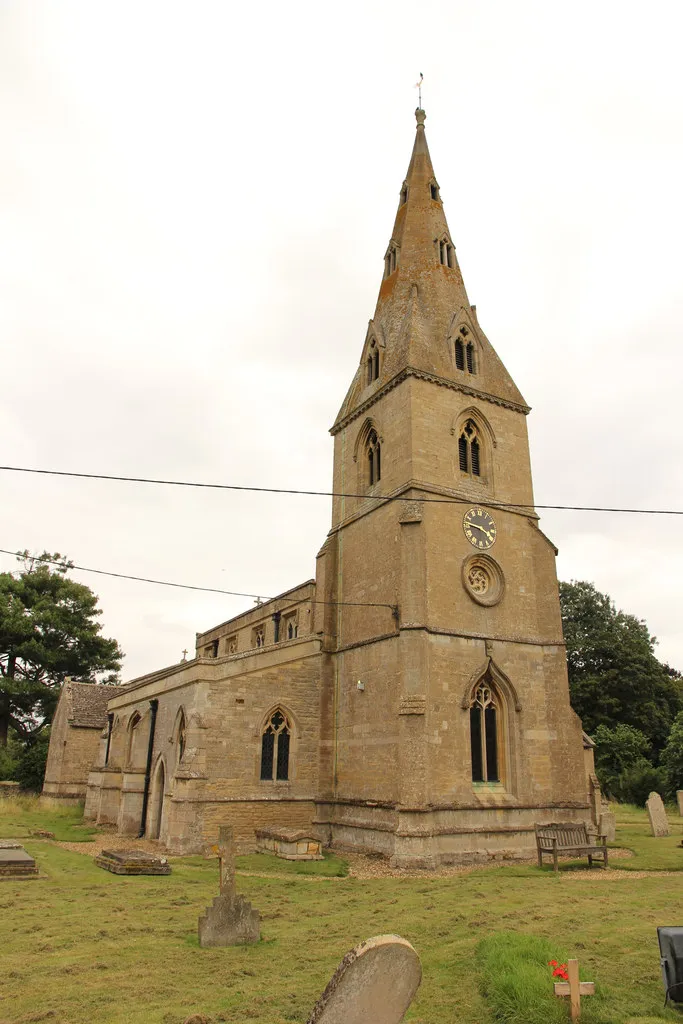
[554, 959, 595, 1020]
[209, 825, 236, 899]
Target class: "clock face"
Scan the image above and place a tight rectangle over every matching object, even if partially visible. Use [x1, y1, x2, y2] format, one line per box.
[463, 507, 497, 549]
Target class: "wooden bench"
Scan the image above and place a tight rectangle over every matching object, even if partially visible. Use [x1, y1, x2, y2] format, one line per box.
[535, 822, 608, 871]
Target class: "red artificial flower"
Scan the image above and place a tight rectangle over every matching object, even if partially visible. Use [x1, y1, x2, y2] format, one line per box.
[548, 960, 558, 967]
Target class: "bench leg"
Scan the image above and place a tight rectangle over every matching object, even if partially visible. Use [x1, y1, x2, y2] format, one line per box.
[588, 854, 593, 868]
[537, 848, 542, 869]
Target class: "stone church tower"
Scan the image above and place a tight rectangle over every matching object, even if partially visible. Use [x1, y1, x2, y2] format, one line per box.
[313, 108, 588, 866]
[56, 107, 591, 867]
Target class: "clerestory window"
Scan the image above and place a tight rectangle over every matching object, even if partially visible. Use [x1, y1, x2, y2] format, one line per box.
[253, 626, 265, 649]
[260, 709, 291, 781]
[459, 420, 481, 477]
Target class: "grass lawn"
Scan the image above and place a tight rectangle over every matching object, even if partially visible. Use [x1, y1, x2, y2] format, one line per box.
[0, 797, 681, 1024]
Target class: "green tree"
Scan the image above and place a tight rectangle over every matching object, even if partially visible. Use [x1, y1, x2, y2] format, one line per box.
[0, 551, 123, 747]
[660, 711, 683, 795]
[592, 723, 651, 796]
[559, 580, 682, 758]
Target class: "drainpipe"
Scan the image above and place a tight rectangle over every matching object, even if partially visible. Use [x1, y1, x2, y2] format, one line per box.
[138, 699, 159, 837]
[272, 611, 281, 643]
[104, 713, 114, 766]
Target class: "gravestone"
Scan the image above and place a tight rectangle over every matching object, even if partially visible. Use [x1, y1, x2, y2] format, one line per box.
[0, 839, 39, 879]
[95, 849, 171, 875]
[306, 934, 422, 1024]
[677, 791, 683, 816]
[198, 826, 260, 947]
[646, 792, 670, 837]
[598, 811, 616, 842]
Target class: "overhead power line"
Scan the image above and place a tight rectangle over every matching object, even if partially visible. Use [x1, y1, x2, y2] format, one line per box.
[0, 549, 395, 612]
[0, 464, 681, 516]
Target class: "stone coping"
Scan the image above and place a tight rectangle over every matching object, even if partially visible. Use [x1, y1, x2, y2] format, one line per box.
[255, 826, 322, 843]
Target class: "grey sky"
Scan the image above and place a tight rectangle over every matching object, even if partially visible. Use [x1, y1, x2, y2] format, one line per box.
[1, 1, 682, 680]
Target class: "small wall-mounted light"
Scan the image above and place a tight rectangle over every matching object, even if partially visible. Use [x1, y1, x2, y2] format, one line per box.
[356, 680, 365, 692]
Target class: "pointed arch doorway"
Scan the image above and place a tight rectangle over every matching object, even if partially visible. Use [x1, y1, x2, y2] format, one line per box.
[148, 759, 166, 840]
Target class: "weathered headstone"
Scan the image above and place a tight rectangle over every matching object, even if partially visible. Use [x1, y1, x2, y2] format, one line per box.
[306, 935, 422, 1024]
[677, 791, 683, 816]
[198, 826, 260, 947]
[0, 839, 39, 879]
[95, 849, 171, 875]
[646, 792, 670, 837]
[598, 811, 616, 842]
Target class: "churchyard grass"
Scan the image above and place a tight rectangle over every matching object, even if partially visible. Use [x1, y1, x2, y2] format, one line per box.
[0, 792, 99, 842]
[1, 802, 681, 1024]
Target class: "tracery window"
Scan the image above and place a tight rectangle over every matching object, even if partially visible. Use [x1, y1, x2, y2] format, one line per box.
[260, 709, 291, 781]
[470, 680, 500, 783]
[226, 635, 238, 654]
[253, 626, 265, 648]
[286, 618, 298, 640]
[367, 429, 381, 486]
[367, 340, 380, 384]
[458, 420, 481, 477]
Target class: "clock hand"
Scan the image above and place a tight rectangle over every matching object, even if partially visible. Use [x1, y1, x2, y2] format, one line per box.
[469, 522, 491, 535]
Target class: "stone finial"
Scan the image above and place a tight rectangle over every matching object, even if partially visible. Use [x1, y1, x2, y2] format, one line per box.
[415, 108, 426, 127]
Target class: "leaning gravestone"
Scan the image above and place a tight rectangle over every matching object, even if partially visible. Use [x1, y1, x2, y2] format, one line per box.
[0, 839, 39, 879]
[677, 791, 683, 816]
[198, 826, 260, 947]
[95, 849, 171, 875]
[306, 935, 422, 1024]
[646, 792, 670, 837]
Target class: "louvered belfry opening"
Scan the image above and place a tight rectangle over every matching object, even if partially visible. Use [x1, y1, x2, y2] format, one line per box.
[459, 420, 481, 477]
[470, 680, 500, 783]
[260, 709, 290, 781]
[455, 338, 465, 370]
[466, 342, 475, 374]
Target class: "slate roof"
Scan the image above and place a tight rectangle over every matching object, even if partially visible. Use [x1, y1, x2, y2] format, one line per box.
[64, 681, 113, 729]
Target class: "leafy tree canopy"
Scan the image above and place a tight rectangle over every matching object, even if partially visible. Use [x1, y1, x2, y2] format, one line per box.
[0, 551, 123, 746]
[559, 580, 682, 758]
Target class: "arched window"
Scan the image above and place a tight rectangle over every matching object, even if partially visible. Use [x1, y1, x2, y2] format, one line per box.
[438, 236, 454, 268]
[175, 710, 186, 766]
[458, 420, 481, 476]
[366, 340, 380, 384]
[470, 679, 500, 783]
[454, 326, 476, 374]
[367, 429, 381, 486]
[260, 709, 291, 781]
[384, 243, 399, 279]
[126, 712, 141, 767]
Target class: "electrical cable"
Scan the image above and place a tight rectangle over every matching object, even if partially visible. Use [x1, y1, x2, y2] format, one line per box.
[0, 464, 681, 516]
[0, 549, 396, 611]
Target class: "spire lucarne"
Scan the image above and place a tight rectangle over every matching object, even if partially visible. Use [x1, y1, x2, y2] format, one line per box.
[333, 108, 527, 432]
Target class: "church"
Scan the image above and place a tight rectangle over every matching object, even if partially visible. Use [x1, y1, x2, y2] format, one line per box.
[47, 107, 594, 867]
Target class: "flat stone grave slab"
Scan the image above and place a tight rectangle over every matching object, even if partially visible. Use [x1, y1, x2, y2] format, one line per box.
[0, 840, 39, 879]
[306, 934, 422, 1024]
[95, 849, 171, 875]
[255, 826, 323, 861]
[646, 792, 670, 837]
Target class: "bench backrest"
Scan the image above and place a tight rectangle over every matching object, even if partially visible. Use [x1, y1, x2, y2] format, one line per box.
[535, 822, 589, 847]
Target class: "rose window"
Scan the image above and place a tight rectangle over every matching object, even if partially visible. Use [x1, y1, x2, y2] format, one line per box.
[467, 566, 490, 594]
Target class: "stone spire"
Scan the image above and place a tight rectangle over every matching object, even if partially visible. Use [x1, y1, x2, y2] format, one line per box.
[333, 109, 527, 432]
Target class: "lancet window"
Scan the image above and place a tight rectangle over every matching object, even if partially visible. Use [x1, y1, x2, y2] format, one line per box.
[384, 243, 399, 279]
[260, 709, 291, 781]
[458, 420, 481, 477]
[176, 711, 186, 765]
[367, 340, 380, 384]
[470, 680, 500, 783]
[367, 429, 381, 486]
[454, 326, 477, 374]
[438, 236, 455, 268]
[253, 626, 265, 648]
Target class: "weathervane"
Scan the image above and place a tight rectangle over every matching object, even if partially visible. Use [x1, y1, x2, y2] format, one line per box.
[415, 72, 424, 109]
